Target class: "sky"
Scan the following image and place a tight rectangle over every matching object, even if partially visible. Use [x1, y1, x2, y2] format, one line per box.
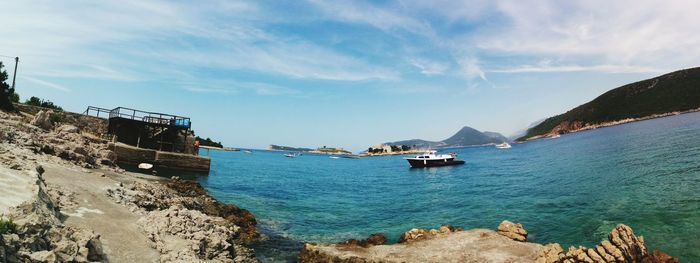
[1, 0, 699, 152]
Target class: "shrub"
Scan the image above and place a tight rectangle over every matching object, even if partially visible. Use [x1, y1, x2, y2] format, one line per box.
[0, 217, 17, 234]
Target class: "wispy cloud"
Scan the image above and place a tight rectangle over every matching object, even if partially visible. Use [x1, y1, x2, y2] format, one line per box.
[21, 76, 71, 92]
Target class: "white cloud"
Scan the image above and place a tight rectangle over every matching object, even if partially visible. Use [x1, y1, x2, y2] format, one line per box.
[408, 59, 449, 76]
[459, 58, 487, 81]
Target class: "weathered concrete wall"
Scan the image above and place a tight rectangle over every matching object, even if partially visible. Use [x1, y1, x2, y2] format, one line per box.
[109, 143, 210, 173]
[14, 103, 108, 136]
[156, 151, 210, 172]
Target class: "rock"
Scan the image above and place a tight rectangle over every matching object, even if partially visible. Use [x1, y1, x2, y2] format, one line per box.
[497, 220, 528, 242]
[339, 233, 386, 248]
[536, 243, 564, 263]
[398, 228, 430, 243]
[397, 224, 461, 243]
[31, 110, 54, 130]
[643, 250, 679, 263]
[28, 250, 57, 263]
[137, 206, 257, 262]
[55, 124, 79, 134]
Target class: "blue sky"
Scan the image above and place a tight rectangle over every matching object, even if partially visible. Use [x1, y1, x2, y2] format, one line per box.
[2, 1, 698, 151]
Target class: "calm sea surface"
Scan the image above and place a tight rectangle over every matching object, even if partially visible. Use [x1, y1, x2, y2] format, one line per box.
[195, 112, 700, 262]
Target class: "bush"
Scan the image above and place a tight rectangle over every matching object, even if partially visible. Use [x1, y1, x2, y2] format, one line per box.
[0, 217, 17, 234]
[25, 96, 63, 111]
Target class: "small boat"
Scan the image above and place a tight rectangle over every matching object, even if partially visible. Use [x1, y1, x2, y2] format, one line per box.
[329, 156, 340, 159]
[551, 134, 561, 139]
[405, 151, 465, 168]
[244, 150, 253, 154]
[138, 163, 154, 170]
[495, 142, 511, 149]
[284, 153, 298, 158]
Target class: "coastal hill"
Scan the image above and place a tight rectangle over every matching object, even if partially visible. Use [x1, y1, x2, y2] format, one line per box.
[519, 67, 700, 141]
[388, 126, 508, 149]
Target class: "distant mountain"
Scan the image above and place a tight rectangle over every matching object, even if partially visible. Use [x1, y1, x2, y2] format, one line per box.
[519, 67, 700, 141]
[387, 126, 508, 148]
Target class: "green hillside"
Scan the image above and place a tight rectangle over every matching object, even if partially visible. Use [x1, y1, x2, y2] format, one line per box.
[519, 67, 700, 141]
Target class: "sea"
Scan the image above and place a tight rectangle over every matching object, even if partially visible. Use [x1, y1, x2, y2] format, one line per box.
[193, 112, 700, 262]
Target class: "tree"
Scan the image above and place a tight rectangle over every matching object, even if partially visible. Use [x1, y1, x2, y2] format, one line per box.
[0, 61, 14, 111]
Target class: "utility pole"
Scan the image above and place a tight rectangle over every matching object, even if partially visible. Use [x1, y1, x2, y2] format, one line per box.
[11, 57, 18, 91]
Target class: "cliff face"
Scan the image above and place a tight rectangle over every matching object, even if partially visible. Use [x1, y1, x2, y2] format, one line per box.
[520, 67, 700, 141]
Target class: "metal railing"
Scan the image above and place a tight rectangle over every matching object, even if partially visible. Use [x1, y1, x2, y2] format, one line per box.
[83, 106, 192, 130]
[83, 106, 113, 118]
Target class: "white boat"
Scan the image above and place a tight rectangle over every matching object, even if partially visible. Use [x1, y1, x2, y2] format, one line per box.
[244, 150, 253, 154]
[551, 134, 561, 139]
[138, 163, 154, 170]
[495, 142, 511, 149]
[329, 156, 340, 159]
[284, 153, 298, 158]
[404, 151, 465, 168]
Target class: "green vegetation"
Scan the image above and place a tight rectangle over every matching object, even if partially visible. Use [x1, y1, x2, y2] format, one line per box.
[24, 96, 63, 111]
[367, 145, 412, 154]
[269, 144, 313, 152]
[519, 67, 700, 141]
[0, 217, 17, 235]
[0, 61, 15, 111]
[316, 146, 351, 154]
[195, 136, 223, 148]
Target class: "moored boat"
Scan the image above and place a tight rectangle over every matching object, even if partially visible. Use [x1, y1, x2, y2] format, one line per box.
[495, 142, 511, 149]
[405, 151, 465, 168]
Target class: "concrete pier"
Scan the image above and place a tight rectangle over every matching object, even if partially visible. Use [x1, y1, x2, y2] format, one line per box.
[110, 143, 210, 173]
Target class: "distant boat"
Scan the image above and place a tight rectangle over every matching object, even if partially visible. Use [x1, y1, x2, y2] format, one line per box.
[551, 134, 561, 139]
[329, 156, 340, 159]
[405, 151, 465, 168]
[284, 153, 299, 158]
[244, 150, 253, 154]
[495, 142, 511, 149]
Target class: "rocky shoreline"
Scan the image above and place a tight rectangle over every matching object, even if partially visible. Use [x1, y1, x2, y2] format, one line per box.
[299, 221, 678, 263]
[0, 108, 260, 262]
[524, 108, 700, 141]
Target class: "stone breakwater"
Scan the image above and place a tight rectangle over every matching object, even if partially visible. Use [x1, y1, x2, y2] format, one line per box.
[299, 221, 678, 263]
[0, 109, 259, 262]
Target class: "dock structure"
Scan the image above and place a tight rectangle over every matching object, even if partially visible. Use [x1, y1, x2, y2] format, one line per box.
[84, 106, 210, 173]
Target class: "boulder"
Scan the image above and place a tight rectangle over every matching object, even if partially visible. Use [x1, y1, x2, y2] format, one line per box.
[30, 110, 54, 130]
[497, 220, 528, 242]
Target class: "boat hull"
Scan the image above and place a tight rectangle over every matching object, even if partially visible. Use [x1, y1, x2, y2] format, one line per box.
[407, 158, 465, 168]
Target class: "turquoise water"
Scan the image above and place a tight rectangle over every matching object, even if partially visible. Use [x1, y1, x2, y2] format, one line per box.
[196, 112, 700, 262]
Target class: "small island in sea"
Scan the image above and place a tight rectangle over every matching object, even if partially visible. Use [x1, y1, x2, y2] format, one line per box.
[268, 144, 352, 155]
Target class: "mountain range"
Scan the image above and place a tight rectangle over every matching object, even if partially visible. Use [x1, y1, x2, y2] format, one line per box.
[519, 67, 700, 141]
[387, 126, 508, 149]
